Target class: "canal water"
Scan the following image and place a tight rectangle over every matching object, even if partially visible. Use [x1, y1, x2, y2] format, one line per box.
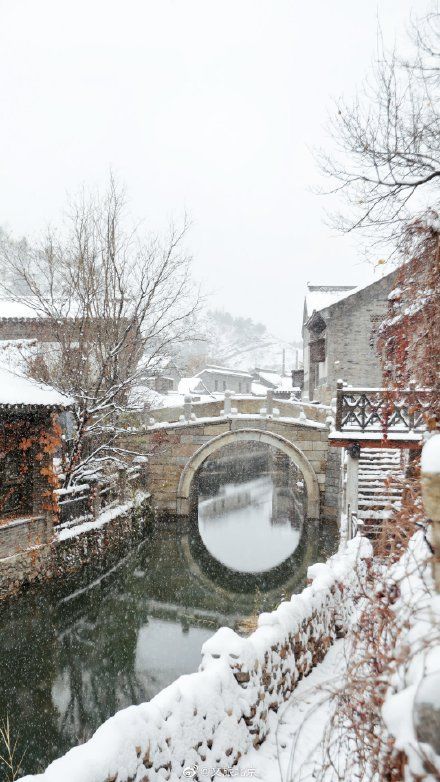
[0, 444, 338, 777]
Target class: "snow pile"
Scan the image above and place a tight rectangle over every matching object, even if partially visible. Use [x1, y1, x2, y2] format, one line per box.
[0, 338, 39, 375]
[234, 640, 348, 782]
[381, 531, 440, 779]
[421, 433, 440, 474]
[200, 536, 372, 748]
[388, 286, 402, 301]
[19, 538, 372, 782]
[228, 533, 438, 782]
[56, 501, 135, 542]
[128, 384, 169, 409]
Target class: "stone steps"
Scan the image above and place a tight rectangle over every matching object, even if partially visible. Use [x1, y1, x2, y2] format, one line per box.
[359, 495, 401, 502]
[359, 503, 401, 510]
[359, 465, 400, 471]
[358, 483, 401, 491]
[355, 448, 403, 540]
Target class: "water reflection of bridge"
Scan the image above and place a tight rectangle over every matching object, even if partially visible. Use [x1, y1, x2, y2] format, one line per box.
[0, 517, 338, 775]
[197, 442, 305, 528]
[198, 478, 304, 529]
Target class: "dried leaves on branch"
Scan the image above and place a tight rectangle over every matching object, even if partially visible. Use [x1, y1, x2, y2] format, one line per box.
[311, 9, 440, 780]
[315, 535, 438, 782]
[378, 216, 440, 424]
[0, 178, 200, 485]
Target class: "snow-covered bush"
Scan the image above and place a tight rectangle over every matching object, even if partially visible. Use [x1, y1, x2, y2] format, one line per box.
[306, 531, 440, 782]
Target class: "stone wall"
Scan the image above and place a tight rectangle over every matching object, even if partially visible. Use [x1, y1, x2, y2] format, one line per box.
[0, 515, 52, 559]
[303, 272, 397, 404]
[0, 496, 152, 600]
[325, 274, 397, 394]
[323, 445, 343, 520]
[0, 317, 57, 342]
[0, 315, 133, 344]
[0, 542, 52, 600]
[19, 536, 372, 782]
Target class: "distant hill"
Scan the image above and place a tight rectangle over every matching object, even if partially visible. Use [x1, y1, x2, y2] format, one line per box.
[176, 310, 302, 374]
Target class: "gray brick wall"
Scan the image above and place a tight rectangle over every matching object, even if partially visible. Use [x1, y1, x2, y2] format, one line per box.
[304, 273, 397, 404]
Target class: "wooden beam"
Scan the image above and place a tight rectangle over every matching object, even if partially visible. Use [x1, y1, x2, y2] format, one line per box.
[329, 438, 422, 450]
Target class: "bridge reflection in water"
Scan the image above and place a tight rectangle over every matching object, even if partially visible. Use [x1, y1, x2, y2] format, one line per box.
[196, 441, 305, 574]
[0, 443, 337, 777]
[199, 476, 302, 573]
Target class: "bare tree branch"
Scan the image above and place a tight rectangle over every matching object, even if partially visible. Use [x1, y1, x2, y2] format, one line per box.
[0, 177, 200, 485]
[319, 12, 440, 241]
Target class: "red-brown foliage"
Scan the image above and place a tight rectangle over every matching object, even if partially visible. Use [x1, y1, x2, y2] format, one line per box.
[377, 215, 440, 430]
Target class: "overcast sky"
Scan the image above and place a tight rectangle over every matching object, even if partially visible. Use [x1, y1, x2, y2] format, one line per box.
[0, 0, 422, 339]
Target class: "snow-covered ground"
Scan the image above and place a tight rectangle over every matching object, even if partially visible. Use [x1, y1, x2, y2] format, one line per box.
[236, 529, 440, 782]
[236, 640, 346, 782]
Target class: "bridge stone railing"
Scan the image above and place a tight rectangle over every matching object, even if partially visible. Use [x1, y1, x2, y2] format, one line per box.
[144, 391, 331, 427]
[19, 536, 372, 782]
[119, 390, 343, 520]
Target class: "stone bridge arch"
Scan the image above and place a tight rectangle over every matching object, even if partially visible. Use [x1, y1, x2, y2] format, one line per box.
[176, 427, 320, 520]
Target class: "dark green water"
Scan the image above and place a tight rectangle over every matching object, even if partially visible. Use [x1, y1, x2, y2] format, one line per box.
[0, 465, 338, 777]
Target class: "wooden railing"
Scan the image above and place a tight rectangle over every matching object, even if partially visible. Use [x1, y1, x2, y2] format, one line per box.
[335, 381, 432, 435]
[55, 463, 144, 527]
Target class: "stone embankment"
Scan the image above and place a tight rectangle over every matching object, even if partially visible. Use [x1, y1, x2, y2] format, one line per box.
[0, 493, 152, 600]
[19, 536, 372, 782]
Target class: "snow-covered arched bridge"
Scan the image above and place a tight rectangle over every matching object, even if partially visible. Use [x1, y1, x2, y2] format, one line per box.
[124, 392, 340, 521]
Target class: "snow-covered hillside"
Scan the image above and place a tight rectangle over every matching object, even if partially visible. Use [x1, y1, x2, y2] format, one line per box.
[177, 310, 302, 373]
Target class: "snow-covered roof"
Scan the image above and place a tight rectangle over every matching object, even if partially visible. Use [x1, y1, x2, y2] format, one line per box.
[275, 375, 293, 392]
[251, 381, 268, 397]
[252, 369, 293, 392]
[178, 376, 205, 395]
[304, 271, 396, 322]
[304, 286, 356, 320]
[137, 353, 180, 374]
[0, 298, 45, 320]
[196, 364, 253, 379]
[0, 366, 73, 409]
[253, 369, 280, 388]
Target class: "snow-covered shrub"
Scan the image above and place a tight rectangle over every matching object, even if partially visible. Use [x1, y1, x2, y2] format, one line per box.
[306, 531, 439, 782]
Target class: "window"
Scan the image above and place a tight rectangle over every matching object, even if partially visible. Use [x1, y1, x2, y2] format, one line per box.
[215, 380, 218, 391]
[310, 337, 326, 363]
[223, 381, 226, 390]
[239, 382, 242, 393]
